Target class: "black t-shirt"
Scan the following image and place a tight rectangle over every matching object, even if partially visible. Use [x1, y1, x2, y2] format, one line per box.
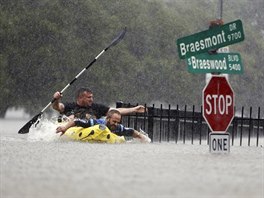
[63, 102, 110, 119]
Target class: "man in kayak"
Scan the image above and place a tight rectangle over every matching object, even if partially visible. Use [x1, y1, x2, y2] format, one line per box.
[56, 109, 151, 143]
[52, 87, 146, 119]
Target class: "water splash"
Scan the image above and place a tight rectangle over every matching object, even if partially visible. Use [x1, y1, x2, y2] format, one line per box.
[27, 118, 61, 142]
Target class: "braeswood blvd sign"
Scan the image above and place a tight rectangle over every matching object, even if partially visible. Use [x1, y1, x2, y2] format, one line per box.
[186, 52, 243, 74]
[177, 19, 245, 59]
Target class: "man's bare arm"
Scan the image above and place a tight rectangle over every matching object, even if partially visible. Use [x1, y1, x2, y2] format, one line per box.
[115, 105, 147, 115]
[52, 91, 65, 113]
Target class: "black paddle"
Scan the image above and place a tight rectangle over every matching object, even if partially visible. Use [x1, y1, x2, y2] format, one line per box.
[18, 27, 127, 134]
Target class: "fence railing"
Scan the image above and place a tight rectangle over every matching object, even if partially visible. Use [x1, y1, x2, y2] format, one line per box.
[116, 102, 264, 146]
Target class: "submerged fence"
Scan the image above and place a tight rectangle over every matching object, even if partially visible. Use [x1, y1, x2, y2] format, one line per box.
[116, 102, 264, 147]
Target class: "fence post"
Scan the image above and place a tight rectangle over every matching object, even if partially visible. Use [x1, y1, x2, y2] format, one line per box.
[231, 106, 236, 146]
[199, 105, 203, 145]
[134, 103, 139, 130]
[159, 104, 163, 143]
[239, 107, 244, 146]
[191, 105, 195, 144]
[175, 105, 179, 144]
[183, 105, 187, 144]
[148, 105, 154, 142]
[142, 104, 147, 131]
[127, 103, 131, 128]
[207, 126, 211, 145]
[256, 107, 260, 147]
[167, 104, 171, 142]
[248, 107, 252, 146]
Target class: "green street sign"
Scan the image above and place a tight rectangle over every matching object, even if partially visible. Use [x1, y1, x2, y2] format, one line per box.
[186, 52, 243, 74]
[177, 19, 245, 59]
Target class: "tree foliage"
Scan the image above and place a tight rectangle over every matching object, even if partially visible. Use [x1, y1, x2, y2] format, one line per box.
[0, 0, 263, 117]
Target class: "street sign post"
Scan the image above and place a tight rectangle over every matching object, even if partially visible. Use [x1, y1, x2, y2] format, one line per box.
[203, 76, 234, 132]
[187, 52, 243, 74]
[177, 19, 245, 59]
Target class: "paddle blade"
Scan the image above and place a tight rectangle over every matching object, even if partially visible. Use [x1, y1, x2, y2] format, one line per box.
[18, 112, 42, 134]
[107, 27, 127, 49]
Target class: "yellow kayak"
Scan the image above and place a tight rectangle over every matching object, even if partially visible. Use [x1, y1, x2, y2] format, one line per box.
[63, 124, 126, 144]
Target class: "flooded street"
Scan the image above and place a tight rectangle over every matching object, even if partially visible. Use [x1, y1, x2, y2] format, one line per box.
[1, 118, 263, 198]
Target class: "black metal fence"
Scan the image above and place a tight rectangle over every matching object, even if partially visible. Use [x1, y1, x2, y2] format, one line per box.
[116, 102, 264, 147]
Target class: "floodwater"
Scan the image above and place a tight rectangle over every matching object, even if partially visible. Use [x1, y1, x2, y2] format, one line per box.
[0, 116, 263, 198]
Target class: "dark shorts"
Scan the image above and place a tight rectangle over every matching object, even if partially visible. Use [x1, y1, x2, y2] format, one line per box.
[113, 128, 134, 137]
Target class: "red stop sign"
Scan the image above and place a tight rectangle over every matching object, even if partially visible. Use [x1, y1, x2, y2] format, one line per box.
[203, 76, 234, 132]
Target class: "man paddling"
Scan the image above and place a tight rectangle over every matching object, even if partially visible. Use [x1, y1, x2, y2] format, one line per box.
[52, 87, 146, 119]
[56, 109, 151, 143]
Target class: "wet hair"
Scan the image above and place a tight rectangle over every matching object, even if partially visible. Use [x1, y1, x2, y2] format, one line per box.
[106, 109, 121, 119]
[75, 87, 93, 99]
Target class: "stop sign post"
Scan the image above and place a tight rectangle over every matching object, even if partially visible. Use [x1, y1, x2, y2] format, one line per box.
[203, 75, 234, 132]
